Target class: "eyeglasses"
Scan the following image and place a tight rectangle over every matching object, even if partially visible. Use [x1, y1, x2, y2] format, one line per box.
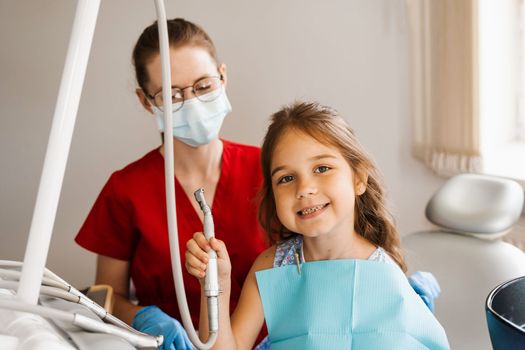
[146, 75, 224, 112]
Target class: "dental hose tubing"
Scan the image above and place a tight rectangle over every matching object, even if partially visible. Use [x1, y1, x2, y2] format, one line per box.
[154, 1, 218, 349]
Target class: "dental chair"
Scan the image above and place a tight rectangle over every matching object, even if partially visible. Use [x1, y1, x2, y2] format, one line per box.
[402, 173, 525, 350]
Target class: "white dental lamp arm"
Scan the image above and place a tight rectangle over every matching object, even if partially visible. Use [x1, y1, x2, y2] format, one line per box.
[154, 1, 218, 348]
[16, 0, 101, 305]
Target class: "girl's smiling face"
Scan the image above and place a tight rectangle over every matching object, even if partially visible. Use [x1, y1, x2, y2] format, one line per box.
[270, 128, 365, 240]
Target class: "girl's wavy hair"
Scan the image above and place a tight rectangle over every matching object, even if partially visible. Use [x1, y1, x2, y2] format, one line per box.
[258, 101, 406, 272]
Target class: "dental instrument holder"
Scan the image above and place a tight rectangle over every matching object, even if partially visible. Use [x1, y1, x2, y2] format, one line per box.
[194, 189, 220, 332]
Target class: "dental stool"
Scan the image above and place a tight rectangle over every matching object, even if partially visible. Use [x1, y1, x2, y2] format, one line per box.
[402, 173, 525, 350]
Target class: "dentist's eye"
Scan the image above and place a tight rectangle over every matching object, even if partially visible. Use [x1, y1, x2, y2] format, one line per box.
[195, 83, 212, 93]
[277, 175, 294, 184]
[314, 165, 331, 174]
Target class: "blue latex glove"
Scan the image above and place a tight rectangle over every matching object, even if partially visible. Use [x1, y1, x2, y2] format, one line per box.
[408, 271, 441, 312]
[132, 305, 194, 350]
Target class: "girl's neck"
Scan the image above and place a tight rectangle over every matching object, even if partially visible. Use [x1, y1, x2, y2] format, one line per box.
[302, 231, 376, 261]
[159, 138, 223, 178]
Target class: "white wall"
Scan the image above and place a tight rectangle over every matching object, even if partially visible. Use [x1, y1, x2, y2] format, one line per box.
[0, 0, 443, 288]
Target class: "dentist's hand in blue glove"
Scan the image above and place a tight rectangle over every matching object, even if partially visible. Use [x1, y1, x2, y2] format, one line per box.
[132, 305, 194, 350]
[408, 271, 441, 312]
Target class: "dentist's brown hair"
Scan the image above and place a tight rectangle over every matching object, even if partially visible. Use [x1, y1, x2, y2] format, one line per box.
[258, 101, 406, 272]
[132, 18, 218, 95]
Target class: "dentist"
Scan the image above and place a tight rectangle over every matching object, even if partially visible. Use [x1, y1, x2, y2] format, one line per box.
[75, 18, 268, 349]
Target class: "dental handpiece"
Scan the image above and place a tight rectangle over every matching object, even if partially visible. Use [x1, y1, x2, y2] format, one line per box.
[194, 188, 220, 333]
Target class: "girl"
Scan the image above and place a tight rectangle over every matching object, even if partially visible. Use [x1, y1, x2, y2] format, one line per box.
[186, 101, 449, 349]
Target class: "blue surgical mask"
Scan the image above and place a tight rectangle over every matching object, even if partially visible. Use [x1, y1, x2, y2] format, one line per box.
[153, 88, 232, 147]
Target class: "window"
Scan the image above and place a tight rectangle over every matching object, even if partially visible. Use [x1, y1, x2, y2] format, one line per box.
[479, 0, 525, 184]
[519, 1, 525, 142]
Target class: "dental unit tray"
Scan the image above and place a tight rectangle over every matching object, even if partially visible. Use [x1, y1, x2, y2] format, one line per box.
[0, 260, 160, 349]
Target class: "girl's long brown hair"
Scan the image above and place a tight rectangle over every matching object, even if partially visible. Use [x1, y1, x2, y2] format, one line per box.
[258, 101, 406, 272]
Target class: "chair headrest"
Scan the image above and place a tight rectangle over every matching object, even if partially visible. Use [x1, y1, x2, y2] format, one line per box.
[425, 173, 524, 239]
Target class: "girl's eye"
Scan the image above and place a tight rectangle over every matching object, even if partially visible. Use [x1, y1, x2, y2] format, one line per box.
[278, 175, 294, 184]
[314, 165, 331, 174]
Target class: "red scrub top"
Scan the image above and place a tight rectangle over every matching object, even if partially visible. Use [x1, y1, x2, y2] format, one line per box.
[75, 140, 268, 326]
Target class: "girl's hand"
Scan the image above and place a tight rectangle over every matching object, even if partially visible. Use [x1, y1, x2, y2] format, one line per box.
[185, 232, 232, 284]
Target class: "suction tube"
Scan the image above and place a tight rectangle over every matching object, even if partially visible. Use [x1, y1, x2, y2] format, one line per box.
[153, 1, 218, 348]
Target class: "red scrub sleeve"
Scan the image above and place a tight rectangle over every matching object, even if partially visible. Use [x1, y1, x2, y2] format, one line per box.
[75, 174, 139, 260]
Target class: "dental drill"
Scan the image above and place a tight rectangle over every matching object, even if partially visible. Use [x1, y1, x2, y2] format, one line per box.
[155, 0, 218, 348]
[194, 189, 220, 333]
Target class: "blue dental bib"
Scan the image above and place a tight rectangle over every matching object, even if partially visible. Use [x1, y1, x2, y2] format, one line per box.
[255, 260, 450, 350]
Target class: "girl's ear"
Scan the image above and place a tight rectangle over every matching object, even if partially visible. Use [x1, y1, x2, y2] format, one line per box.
[354, 171, 368, 196]
[136, 88, 154, 114]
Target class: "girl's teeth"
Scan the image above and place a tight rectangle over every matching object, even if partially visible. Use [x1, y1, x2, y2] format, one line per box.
[301, 204, 325, 215]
